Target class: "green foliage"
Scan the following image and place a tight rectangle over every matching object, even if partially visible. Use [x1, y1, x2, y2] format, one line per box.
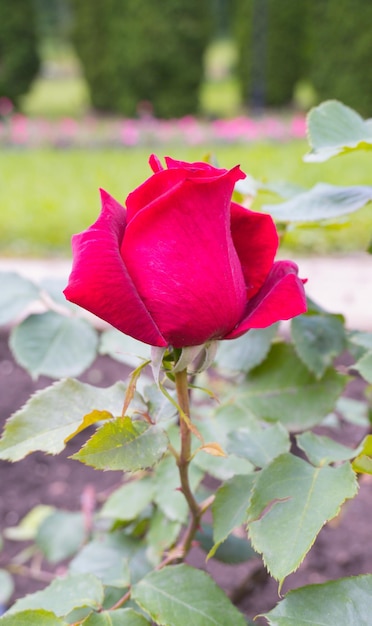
[227, 422, 291, 468]
[305, 100, 372, 162]
[0, 570, 14, 607]
[0, 612, 68, 626]
[291, 313, 346, 378]
[263, 574, 372, 625]
[211, 474, 256, 555]
[0, 0, 40, 106]
[71, 0, 212, 117]
[35, 511, 85, 563]
[10, 311, 98, 379]
[246, 454, 358, 584]
[0, 273, 40, 325]
[216, 325, 278, 373]
[234, 0, 308, 107]
[309, 0, 372, 116]
[263, 182, 372, 223]
[82, 610, 150, 626]
[297, 432, 362, 467]
[0, 379, 127, 460]
[8, 573, 103, 616]
[70, 532, 150, 587]
[132, 564, 247, 626]
[72, 418, 169, 472]
[231, 342, 347, 430]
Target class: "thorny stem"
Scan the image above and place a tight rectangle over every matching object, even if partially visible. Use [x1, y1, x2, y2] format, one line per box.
[174, 368, 203, 556]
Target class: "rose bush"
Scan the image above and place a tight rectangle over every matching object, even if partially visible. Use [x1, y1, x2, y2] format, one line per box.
[64, 155, 306, 348]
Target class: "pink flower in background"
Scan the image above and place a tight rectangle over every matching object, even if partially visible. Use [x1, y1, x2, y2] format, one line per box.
[0, 113, 307, 148]
[64, 155, 307, 348]
[290, 114, 307, 138]
[119, 120, 140, 146]
[9, 114, 29, 145]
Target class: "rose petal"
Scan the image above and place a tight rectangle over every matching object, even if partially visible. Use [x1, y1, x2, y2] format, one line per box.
[64, 189, 167, 347]
[149, 154, 164, 173]
[224, 261, 307, 339]
[165, 156, 229, 178]
[122, 169, 247, 347]
[126, 168, 186, 221]
[230, 202, 279, 299]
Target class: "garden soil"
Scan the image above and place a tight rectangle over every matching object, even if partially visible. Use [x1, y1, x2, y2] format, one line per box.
[1, 330, 372, 624]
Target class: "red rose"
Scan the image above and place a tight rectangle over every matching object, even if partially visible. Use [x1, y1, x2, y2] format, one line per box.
[64, 155, 306, 348]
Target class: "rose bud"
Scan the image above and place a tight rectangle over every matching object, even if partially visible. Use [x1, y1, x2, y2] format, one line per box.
[64, 155, 306, 348]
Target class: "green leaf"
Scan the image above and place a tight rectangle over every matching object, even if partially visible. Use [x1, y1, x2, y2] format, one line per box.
[10, 311, 98, 379]
[227, 423, 290, 468]
[263, 183, 372, 222]
[291, 314, 346, 378]
[236, 343, 347, 430]
[262, 574, 372, 625]
[336, 396, 370, 427]
[40, 277, 72, 308]
[132, 564, 247, 626]
[0, 272, 40, 326]
[348, 331, 372, 351]
[72, 417, 168, 472]
[70, 533, 147, 587]
[194, 416, 257, 480]
[0, 379, 127, 461]
[82, 609, 150, 625]
[4, 505, 54, 540]
[354, 350, 372, 383]
[0, 570, 14, 605]
[146, 508, 181, 565]
[211, 474, 256, 557]
[196, 524, 255, 564]
[8, 573, 104, 617]
[153, 456, 204, 523]
[216, 325, 278, 373]
[142, 385, 178, 424]
[36, 511, 85, 563]
[0, 610, 68, 625]
[99, 329, 151, 367]
[296, 432, 362, 466]
[352, 434, 372, 474]
[101, 477, 156, 521]
[305, 99, 372, 162]
[194, 452, 253, 481]
[246, 454, 358, 584]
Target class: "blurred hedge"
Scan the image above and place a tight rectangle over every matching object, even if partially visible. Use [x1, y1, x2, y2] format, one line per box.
[309, 0, 372, 116]
[233, 0, 308, 108]
[0, 0, 40, 107]
[70, 0, 212, 118]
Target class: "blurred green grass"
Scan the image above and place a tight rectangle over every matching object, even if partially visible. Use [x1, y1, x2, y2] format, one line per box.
[1, 143, 372, 257]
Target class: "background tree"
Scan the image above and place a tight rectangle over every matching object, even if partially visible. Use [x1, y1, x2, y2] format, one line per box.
[71, 0, 212, 118]
[309, 0, 372, 116]
[233, 0, 308, 109]
[0, 0, 40, 107]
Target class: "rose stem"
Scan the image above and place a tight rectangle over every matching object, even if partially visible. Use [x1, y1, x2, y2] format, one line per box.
[174, 368, 202, 556]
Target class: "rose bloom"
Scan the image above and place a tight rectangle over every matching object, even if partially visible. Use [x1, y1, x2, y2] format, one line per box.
[64, 155, 306, 348]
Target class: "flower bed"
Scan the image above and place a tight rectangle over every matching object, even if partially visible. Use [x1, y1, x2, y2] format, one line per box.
[0, 113, 307, 149]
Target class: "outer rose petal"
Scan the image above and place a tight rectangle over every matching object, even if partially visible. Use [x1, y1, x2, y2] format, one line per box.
[63, 190, 167, 347]
[230, 202, 279, 299]
[122, 168, 247, 348]
[165, 156, 228, 178]
[224, 261, 307, 339]
[126, 168, 187, 221]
